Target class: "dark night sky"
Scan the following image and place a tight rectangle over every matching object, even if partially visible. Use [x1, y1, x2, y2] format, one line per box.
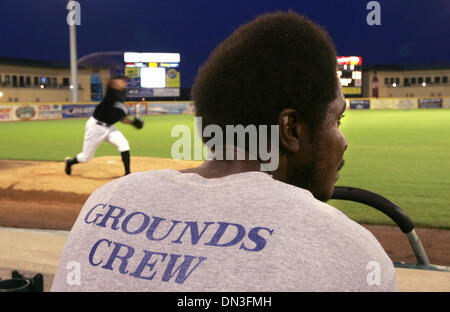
[1, 0, 449, 88]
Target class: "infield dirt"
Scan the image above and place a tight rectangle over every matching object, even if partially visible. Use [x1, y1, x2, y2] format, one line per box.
[0, 157, 449, 266]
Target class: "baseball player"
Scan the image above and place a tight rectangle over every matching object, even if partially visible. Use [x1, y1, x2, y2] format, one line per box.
[64, 74, 144, 176]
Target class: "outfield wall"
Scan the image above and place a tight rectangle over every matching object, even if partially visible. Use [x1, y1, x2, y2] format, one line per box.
[346, 97, 450, 110]
[0, 97, 448, 122]
[0, 101, 194, 122]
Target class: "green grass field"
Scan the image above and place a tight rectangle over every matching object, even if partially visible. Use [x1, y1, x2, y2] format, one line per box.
[1, 110, 449, 229]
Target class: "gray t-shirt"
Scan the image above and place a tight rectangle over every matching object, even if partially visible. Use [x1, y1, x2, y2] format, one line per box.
[51, 169, 398, 292]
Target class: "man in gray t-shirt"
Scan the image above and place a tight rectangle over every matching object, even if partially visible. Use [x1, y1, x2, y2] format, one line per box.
[51, 12, 397, 292]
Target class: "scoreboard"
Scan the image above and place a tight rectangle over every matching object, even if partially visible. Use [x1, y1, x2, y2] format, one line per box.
[123, 52, 180, 99]
[337, 56, 362, 97]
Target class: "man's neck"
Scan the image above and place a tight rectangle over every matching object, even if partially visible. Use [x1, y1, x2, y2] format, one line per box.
[179, 159, 262, 179]
[179, 146, 262, 178]
[179, 145, 287, 180]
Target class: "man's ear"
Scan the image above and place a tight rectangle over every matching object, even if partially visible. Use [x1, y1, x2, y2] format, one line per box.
[278, 109, 301, 153]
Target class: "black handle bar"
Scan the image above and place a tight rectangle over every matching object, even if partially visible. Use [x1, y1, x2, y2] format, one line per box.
[331, 186, 415, 234]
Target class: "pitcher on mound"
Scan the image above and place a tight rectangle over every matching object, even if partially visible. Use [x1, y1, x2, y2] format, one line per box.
[64, 74, 144, 176]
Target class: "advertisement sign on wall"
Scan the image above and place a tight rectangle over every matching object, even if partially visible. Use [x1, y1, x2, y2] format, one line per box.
[418, 98, 443, 109]
[38, 104, 62, 120]
[0, 105, 12, 121]
[349, 99, 370, 110]
[393, 98, 418, 109]
[126, 102, 149, 116]
[370, 99, 393, 109]
[148, 101, 192, 114]
[13, 105, 38, 121]
[62, 104, 97, 118]
[443, 97, 450, 109]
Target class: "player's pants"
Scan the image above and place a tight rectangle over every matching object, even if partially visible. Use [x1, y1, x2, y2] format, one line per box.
[76, 117, 130, 163]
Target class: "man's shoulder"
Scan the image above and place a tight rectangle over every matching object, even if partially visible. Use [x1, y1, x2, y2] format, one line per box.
[309, 195, 387, 252]
[84, 169, 176, 203]
[271, 181, 392, 261]
[101, 169, 176, 187]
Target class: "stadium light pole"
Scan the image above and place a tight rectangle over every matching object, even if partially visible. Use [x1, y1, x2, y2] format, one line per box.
[68, 0, 79, 103]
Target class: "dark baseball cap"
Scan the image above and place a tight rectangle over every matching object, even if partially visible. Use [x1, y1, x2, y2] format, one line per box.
[111, 73, 130, 81]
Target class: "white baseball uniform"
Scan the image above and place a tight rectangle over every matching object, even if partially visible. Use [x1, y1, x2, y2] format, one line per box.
[65, 86, 132, 176]
[76, 116, 129, 162]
